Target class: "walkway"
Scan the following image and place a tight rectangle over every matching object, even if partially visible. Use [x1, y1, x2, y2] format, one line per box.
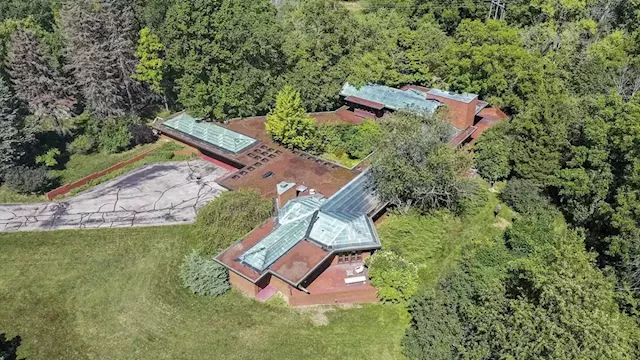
[0, 160, 228, 232]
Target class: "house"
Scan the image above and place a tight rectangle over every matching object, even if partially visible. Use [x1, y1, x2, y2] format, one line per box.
[214, 169, 385, 306]
[338, 82, 508, 146]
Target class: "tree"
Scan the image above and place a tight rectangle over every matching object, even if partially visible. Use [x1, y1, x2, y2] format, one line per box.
[0, 76, 30, 175]
[7, 26, 75, 133]
[370, 112, 473, 212]
[366, 250, 419, 303]
[133, 27, 167, 109]
[164, 0, 284, 119]
[265, 85, 316, 150]
[403, 210, 640, 360]
[435, 20, 555, 114]
[474, 124, 511, 187]
[280, 0, 359, 111]
[60, 0, 145, 118]
[0, 333, 23, 360]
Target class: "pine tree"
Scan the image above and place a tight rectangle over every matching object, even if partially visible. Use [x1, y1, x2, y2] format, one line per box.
[7, 26, 76, 133]
[0, 76, 30, 174]
[60, 0, 145, 118]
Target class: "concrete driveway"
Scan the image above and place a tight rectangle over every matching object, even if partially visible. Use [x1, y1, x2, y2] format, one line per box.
[0, 160, 229, 232]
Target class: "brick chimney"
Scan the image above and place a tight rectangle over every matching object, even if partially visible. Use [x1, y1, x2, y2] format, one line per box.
[276, 181, 296, 208]
[426, 89, 478, 130]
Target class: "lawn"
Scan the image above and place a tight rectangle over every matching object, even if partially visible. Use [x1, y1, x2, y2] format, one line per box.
[377, 182, 515, 287]
[0, 225, 407, 360]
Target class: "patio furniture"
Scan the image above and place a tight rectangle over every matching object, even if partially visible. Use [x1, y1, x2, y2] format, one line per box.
[344, 276, 367, 284]
[346, 269, 354, 277]
[354, 265, 365, 274]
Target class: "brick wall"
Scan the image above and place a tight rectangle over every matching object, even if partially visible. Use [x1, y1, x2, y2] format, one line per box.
[230, 272, 259, 297]
[45, 148, 156, 200]
[289, 287, 378, 306]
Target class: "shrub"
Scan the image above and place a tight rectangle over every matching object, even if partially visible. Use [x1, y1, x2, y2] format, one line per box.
[347, 119, 383, 159]
[3, 166, 53, 194]
[265, 85, 316, 150]
[130, 123, 157, 146]
[68, 134, 96, 154]
[194, 189, 273, 255]
[456, 179, 489, 215]
[366, 250, 419, 304]
[180, 250, 230, 296]
[99, 119, 133, 153]
[501, 178, 549, 215]
[35, 148, 61, 168]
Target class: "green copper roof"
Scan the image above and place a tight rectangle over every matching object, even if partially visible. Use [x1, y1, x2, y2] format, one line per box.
[340, 83, 441, 115]
[163, 113, 257, 154]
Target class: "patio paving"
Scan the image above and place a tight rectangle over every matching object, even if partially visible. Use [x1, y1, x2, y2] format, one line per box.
[0, 160, 228, 232]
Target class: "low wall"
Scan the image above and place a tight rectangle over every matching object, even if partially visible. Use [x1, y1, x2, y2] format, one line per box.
[289, 287, 378, 307]
[46, 149, 156, 200]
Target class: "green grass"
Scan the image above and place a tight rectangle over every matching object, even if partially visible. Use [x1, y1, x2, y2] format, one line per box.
[377, 182, 515, 287]
[50, 143, 159, 185]
[0, 225, 408, 360]
[320, 152, 362, 169]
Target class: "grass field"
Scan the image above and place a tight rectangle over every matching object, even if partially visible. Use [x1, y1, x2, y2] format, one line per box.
[0, 225, 407, 360]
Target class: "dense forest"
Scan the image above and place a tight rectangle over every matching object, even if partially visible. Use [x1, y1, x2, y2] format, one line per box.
[1, 0, 640, 358]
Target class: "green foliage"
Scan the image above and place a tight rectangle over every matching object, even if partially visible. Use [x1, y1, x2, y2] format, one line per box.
[133, 27, 165, 94]
[3, 166, 53, 194]
[501, 178, 550, 215]
[193, 189, 273, 255]
[370, 112, 474, 212]
[98, 119, 133, 154]
[164, 0, 284, 119]
[436, 20, 555, 113]
[346, 119, 382, 159]
[403, 210, 640, 360]
[474, 124, 511, 184]
[0, 332, 22, 360]
[180, 250, 230, 297]
[265, 85, 316, 150]
[68, 134, 95, 155]
[35, 147, 60, 168]
[280, 0, 359, 111]
[366, 250, 419, 304]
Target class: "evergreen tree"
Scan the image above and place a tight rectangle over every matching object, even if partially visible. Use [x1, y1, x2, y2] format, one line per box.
[7, 26, 75, 133]
[0, 76, 30, 175]
[265, 85, 316, 150]
[60, 0, 145, 118]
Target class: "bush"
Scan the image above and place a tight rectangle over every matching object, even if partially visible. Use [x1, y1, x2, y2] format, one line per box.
[99, 119, 133, 154]
[180, 250, 230, 296]
[130, 124, 157, 146]
[68, 134, 96, 154]
[3, 166, 53, 194]
[501, 178, 550, 214]
[456, 179, 489, 215]
[347, 119, 383, 159]
[194, 189, 273, 255]
[35, 148, 61, 168]
[366, 250, 419, 304]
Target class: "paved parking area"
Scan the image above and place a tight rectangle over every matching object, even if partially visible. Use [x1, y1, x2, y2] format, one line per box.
[0, 160, 229, 232]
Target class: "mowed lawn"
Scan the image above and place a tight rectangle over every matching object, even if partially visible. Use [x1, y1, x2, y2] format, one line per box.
[0, 226, 407, 360]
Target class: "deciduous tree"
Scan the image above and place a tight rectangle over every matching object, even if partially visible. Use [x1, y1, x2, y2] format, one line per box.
[265, 85, 316, 150]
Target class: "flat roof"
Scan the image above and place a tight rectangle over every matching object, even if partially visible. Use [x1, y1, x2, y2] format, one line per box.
[270, 240, 330, 284]
[164, 113, 257, 154]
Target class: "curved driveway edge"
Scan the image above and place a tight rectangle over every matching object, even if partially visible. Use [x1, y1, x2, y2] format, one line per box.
[0, 160, 229, 232]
